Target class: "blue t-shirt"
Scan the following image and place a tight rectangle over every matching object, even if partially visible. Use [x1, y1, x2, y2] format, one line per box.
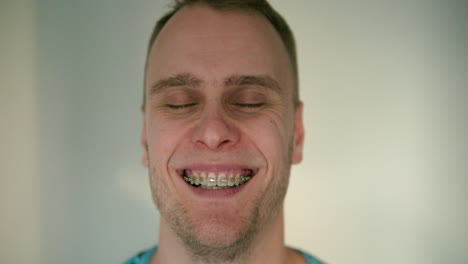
[124, 245, 325, 264]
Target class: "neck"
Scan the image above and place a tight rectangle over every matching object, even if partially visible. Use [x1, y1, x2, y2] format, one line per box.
[152, 208, 289, 264]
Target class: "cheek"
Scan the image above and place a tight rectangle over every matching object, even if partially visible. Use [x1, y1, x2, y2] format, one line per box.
[243, 116, 291, 167]
[147, 117, 189, 166]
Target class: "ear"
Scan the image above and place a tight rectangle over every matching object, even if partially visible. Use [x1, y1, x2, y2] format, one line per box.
[140, 106, 149, 167]
[291, 102, 305, 164]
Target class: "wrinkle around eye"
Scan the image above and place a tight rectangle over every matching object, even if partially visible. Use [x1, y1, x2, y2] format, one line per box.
[226, 106, 286, 127]
[228, 102, 275, 117]
[148, 101, 200, 118]
[148, 88, 202, 115]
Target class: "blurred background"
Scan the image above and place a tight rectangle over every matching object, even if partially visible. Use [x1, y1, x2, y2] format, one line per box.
[1, 0, 466, 263]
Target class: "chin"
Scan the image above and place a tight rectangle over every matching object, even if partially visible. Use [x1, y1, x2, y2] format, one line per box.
[190, 210, 251, 247]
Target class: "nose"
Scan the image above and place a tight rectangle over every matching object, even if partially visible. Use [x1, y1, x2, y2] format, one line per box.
[191, 108, 240, 150]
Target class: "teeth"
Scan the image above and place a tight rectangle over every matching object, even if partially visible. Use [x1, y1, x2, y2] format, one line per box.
[183, 170, 253, 189]
[207, 172, 216, 187]
[235, 172, 240, 186]
[200, 172, 207, 186]
[228, 173, 235, 186]
[193, 171, 200, 185]
[218, 173, 227, 187]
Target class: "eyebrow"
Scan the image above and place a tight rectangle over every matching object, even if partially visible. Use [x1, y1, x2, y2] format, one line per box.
[149, 73, 282, 96]
[224, 74, 282, 94]
[149, 73, 203, 96]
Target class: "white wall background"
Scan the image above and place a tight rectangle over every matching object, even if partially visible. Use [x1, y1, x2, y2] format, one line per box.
[1, 0, 466, 263]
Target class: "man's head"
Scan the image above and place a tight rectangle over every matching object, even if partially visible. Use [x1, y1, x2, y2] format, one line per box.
[142, 0, 299, 108]
[140, 0, 304, 262]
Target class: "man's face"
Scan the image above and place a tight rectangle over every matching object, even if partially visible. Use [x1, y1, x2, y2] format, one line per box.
[141, 5, 304, 252]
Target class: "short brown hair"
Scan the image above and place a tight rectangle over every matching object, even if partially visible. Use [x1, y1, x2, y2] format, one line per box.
[143, 0, 298, 107]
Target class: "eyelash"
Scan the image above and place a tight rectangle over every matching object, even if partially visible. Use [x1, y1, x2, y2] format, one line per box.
[166, 103, 198, 109]
[165, 102, 265, 110]
[233, 103, 265, 108]
[166, 103, 264, 109]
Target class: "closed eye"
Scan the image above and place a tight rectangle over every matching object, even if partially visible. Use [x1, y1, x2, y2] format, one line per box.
[167, 103, 198, 109]
[233, 103, 265, 108]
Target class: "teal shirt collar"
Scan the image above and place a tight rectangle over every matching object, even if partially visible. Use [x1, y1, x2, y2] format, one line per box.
[124, 245, 325, 264]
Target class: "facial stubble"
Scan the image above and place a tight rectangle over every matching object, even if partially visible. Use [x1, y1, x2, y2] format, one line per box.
[147, 138, 293, 263]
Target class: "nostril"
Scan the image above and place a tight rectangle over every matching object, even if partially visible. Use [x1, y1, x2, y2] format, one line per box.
[220, 139, 231, 145]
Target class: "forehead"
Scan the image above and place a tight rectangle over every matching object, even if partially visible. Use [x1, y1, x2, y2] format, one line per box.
[146, 4, 293, 93]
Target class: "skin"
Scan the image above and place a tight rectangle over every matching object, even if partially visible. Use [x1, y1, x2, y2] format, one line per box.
[141, 4, 305, 264]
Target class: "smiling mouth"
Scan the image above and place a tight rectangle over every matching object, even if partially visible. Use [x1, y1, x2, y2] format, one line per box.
[179, 169, 255, 190]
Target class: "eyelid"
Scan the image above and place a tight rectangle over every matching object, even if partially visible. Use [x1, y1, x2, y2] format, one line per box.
[233, 103, 265, 108]
[167, 103, 198, 109]
[231, 89, 266, 101]
[161, 89, 200, 105]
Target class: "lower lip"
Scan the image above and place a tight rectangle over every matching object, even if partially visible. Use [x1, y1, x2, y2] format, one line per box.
[184, 181, 250, 198]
